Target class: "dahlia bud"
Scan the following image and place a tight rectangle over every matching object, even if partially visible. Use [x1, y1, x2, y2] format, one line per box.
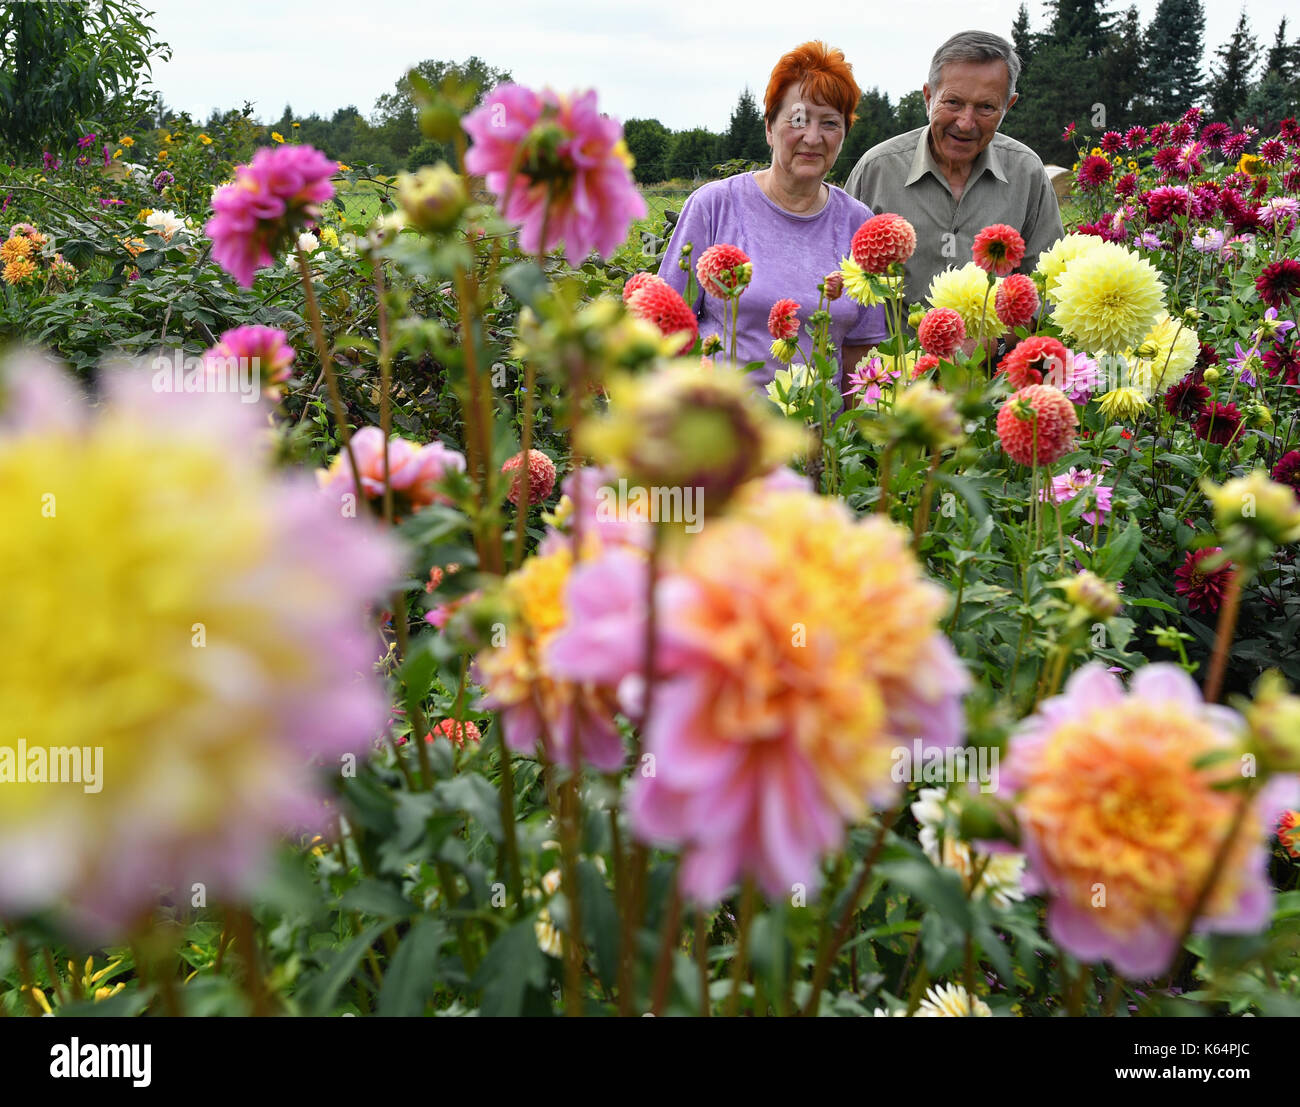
[907, 308, 926, 329]
[1133, 341, 1159, 360]
[1247, 402, 1272, 428]
[419, 102, 462, 142]
[822, 272, 843, 301]
[1202, 367, 1220, 383]
[1061, 570, 1121, 619]
[701, 333, 723, 356]
[1182, 306, 1202, 324]
[1242, 670, 1300, 774]
[888, 380, 965, 452]
[396, 164, 468, 233]
[1203, 469, 1300, 551]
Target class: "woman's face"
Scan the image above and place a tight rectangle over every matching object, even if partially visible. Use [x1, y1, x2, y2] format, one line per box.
[765, 83, 846, 186]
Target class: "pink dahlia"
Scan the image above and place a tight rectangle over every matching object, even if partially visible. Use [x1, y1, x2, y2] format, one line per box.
[995, 273, 1039, 329]
[627, 279, 699, 353]
[695, 243, 752, 298]
[205, 144, 337, 287]
[501, 448, 558, 506]
[843, 355, 901, 405]
[851, 213, 917, 273]
[997, 663, 1284, 979]
[463, 84, 646, 263]
[996, 385, 1078, 467]
[318, 426, 466, 515]
[1040, 466, 1112, 525]
[767, 298, 801, 341]
[548, 487, 969, 904]
[999, 336, 1069, 391]
[916, 307, 966, 359]
[971, 222, 1026, 276]
[1174, 547, 1234, 614]
[204, 325, 296, 399]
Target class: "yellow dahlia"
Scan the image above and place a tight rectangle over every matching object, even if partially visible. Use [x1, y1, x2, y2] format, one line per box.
[1035, 232, 1106, 304]
[926, 262, 1003, 341]
[1, 235, 33, 263]
[765, 362, 813, 413]
[839, 255, 903, 306]
[1124, 311, 1199, 396]
[1052, 242, 1165, 353]
[1096, 385, 1150, 421]
[1, 256, 37, 285]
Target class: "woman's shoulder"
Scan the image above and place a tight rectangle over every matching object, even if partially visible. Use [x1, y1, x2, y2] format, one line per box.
[825, 182, 875, 221]
[680, 173, 751, 210]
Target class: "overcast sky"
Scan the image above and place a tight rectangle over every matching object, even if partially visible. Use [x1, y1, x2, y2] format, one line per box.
[150, 0, 1294, 132]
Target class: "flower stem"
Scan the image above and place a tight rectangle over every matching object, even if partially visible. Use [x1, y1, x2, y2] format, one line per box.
[725, 880, 757, 1017]
[1203, 568, 1245, 703]
[649, 871, 683, 1015]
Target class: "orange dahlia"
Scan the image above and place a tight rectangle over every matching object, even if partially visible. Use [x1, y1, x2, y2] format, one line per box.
[972, 223, 1026, 276]
[996, 384, 1078, 467]
[695, 243, 752, 298]
[912, 353, 941, 378]
[917, 307, 966, 359]
[627, 279, 699, 354]
[1279, 811, 1300, 860]
[999, 336, 1070, 391]
[995, 272, 1040, 329]
[501, 448, 557, 506]
[851, 213, 917, 274]
[427, 719, 482, 748]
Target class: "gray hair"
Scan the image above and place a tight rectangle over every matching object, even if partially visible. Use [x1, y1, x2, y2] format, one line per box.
[928, 31, 1021, 103]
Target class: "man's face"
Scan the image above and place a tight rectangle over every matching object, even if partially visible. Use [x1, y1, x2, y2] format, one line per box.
[922, 60, 1016, 170]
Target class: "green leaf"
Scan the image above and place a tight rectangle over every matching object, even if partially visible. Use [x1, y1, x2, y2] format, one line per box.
[432, 773, 503, 840]
[878, 841, 972, 929]
[340, 878, 413, 920]
[377, 918, 446, 1016]
[300, 922, 388, 1014]
[470, 919, 548, 1017]
[577, 859, 619, 991]
[1096, 519, 1141, 581]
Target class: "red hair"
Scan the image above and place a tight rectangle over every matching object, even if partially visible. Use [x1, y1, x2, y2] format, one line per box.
[763, 41, 861, 130]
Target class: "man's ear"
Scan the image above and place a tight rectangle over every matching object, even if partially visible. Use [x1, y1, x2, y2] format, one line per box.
[1006, 92, 1019, 113]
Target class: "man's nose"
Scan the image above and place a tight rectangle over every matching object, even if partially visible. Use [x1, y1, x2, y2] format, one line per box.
[955, 105, 978, 130]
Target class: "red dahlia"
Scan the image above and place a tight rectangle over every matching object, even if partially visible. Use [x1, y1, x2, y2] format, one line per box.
[1075, 155, 1113, 191]
[971, 222, 1026, 275]
[1200, 122, 1230, 149]
[1173, 547, 1233, 615]
[996, 384, 1078, 467]
[1256, 259, 1300, 309]
[695, 243, 752, 298]
[1193, 402, 1243, 446]
[912, 353, 940, 378]
[1163, 373, 1210, 418]
[1259, 138, 1286, 166]
[501, 448, 557, 505]
[627, 280, 699, 353]
[998, 335, 1069, 391]
[767, 298, 801, 341]
[426, 719, 483, 748]
[917, 307, 966, 359]
[622, 271, 666, 302]
[1272, 450, 1300, 496]
[851, 212, 917, 273]
[995, 273, 1040, 329]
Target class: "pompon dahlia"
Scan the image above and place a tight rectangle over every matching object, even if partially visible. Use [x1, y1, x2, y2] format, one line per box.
[547, 485, 969, 904]
[205, 144, 337, 287]
[851, 212, 917, 274]
[622, 271, 666, 303]
[999, 335, 1069, 391]
[927, 262, 1003, 341]
[203, 324, 296, 400]
[1035, 233, 1105, 304]
[318, 426, 466, 515]
[1051, 241, 1166, 353]
[695, 243, 752, 298]
[998, 663, 1283, 979]
[1164, 373, 1211, 418]
[463, 84, 646, 263]
[427, 719, 483, 748]
[916, 307, 966, 359]
[995, 272, 1039, 329]
[502, 448, 558, 506]
[0, 351, 400, 936]
[767, 298, 801, 341]
[1256, 259, 1300, 310]
[1194, 401, 1243, 446]
[996, 384, 1078, 467]
[1174, 547, 1234, 614]
[1272, 450, 1300, 496]
[972, 222, 1026, 276]
[912, 353, 940, 378]
[626, 279, 699, 354]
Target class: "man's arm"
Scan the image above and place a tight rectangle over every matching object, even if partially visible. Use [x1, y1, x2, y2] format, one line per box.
[1021, 166, 1066, 276]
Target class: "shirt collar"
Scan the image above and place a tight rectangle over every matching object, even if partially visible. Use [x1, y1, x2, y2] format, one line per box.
[906, 129, 1009, 190]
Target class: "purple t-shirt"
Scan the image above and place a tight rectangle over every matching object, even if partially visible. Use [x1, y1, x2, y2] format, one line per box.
[657, 172, 887, 387]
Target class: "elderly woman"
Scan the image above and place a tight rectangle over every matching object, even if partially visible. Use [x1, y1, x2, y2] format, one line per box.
[657, 41, 886, 387]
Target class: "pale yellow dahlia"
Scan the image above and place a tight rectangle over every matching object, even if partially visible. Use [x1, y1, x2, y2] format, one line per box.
[1051, 242, 1166, 354]
[1096, 385, 1150, 421]
[1123, 311, 1199, 396]
[1035, 232, 1106, 303]
[917, 983, 992, 1017]
[926, 263, 1003, 341]
[840, 255, 903, 306]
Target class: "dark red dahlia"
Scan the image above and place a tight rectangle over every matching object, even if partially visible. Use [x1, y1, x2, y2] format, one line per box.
[1174, 547, 1234, 614]
[1125, 125, 1149, 149]
[1195, 341, 1219, 370]
[1256, 259, 1300, 309]
[1144, 185, 1191, 222]
[1101, 131, 1124, 153]
[1163, 373, 1210, 417]
[1273, 450, 1300, 496]
[1262, 340, 1300, 386]
[1115, 172, 1138, 197]
[1222, 133, 1249, 159]
[1285, 168, 1300, 193]
[1260, 138, 1287, 166]
[1150, 122, 1173, 144]
[1170, 121, 1193, 144]
[1076, 155, 1113, 190]
[1219, 187, 1260, 232]
[1181, 107, 1203, 128]
[1191, 181, 1221, 218]
[1194, 401, 1244, 446]
[1152, 146, 1179, 174]
[1200, 122, 1230, 149]
[1280, 118, 1300, 144]
[1251, 174, 1270, 199]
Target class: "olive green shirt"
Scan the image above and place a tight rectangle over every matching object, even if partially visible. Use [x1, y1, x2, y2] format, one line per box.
[845, 126, 1065, 308]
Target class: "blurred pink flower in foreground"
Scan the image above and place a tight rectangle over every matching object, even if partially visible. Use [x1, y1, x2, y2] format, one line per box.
[0, 350, 400, 936]
[463, 84, 645, 263]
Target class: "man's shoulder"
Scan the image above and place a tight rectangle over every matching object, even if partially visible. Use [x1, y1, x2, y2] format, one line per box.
[990, 131, 1051, 172]
[857, 127, 927, 170]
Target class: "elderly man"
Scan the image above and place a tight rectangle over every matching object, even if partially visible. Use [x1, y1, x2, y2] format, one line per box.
[845, 30, 1063, 308]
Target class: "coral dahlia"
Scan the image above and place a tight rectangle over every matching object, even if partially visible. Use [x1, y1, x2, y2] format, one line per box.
[502, 448, 558, 506]
[916, 307, 966, 359]
[695, 243, 752, 298]
[767, 298, 801, 341]
[995, 273, 1039, 329]
[972, 223, 1026, 276]
[999, 336, 1070, 391]
[627, 279, 699, 354]
[851, 212, 917, 274]
[996, 384, 1078, 467]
